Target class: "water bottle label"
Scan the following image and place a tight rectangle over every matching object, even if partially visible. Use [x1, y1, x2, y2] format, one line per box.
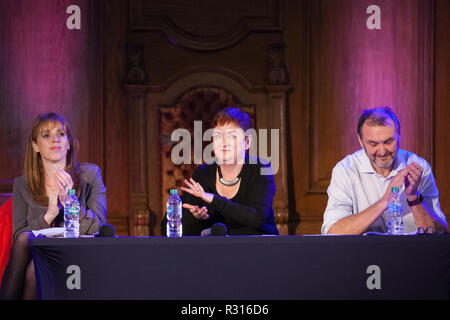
[69, 206, 78, 215]
[387, 198, 404, 235]
[387, 203, 403, 213]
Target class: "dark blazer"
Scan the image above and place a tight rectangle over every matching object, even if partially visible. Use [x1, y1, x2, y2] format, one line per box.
[162, 157, 279, 236]
[12, 163, 107, 240]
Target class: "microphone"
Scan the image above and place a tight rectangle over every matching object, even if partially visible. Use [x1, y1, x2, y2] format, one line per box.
[94, 223, 116, 237]
[201, 223, 228, 236]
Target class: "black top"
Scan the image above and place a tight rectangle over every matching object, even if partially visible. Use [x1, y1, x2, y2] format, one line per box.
[161, 157, 279, 236]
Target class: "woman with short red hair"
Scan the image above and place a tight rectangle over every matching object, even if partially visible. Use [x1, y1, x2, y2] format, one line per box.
[162, 107, 279, 236]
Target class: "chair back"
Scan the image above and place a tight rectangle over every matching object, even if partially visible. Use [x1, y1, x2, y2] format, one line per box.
[0, 198, 13, 285]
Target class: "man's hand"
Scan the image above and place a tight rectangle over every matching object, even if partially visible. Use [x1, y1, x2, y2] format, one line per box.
[380, 168, 408, 209]
[404, 162, 423, 201]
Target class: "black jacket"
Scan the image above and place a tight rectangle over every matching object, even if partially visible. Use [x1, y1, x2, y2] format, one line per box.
[161, 157, 279, 236]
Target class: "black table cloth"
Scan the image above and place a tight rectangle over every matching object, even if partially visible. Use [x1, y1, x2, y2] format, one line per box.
[29, 235, 450, 300]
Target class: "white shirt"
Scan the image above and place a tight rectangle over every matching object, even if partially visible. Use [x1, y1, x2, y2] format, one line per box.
[322, 149, 446, 235]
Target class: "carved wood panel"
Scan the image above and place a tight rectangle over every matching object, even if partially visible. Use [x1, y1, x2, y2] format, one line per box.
[129, 0, 282, 50]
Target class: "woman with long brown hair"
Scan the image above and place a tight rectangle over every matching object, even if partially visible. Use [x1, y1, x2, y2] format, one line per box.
[0, 112, 106, 299]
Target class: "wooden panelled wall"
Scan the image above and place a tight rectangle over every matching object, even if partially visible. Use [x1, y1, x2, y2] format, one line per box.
[1, 0, 449, 235]
[0, 1, 102, 204]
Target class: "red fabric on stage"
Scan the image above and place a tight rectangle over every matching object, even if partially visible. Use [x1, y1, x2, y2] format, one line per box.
[0, 198, 12, 285]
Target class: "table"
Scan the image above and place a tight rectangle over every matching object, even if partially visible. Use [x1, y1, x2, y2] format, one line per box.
[29, 235, 450, 300]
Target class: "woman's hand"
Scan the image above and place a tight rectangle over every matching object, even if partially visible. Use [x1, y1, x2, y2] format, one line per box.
[182, 203, 209, 220]
[181, 178, 213, 204]
[56, 170, 74, 205]
[180, 178, 212, 219]
[44, 188, 60, 226]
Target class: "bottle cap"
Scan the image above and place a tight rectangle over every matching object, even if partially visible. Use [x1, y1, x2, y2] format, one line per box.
[68, 189, 75, 195]
[391, 187, 399, 193]
[170, 189, 178, 195]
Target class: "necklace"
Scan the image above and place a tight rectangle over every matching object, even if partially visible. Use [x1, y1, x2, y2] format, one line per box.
[218, 165, 242, 186]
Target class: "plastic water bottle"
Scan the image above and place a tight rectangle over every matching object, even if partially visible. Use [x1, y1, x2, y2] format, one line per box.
[64, 189, 80, 238]
[387, 187, 403, 235]
[166, 189, 182, 237]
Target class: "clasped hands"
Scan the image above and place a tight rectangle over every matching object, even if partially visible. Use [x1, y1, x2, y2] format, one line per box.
[180, 178, 213, 220]
[383, 161, 423, 205]
[47, 170, 74, 216]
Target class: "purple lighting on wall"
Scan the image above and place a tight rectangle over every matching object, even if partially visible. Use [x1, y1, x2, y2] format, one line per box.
[0, 1, 88, 115]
